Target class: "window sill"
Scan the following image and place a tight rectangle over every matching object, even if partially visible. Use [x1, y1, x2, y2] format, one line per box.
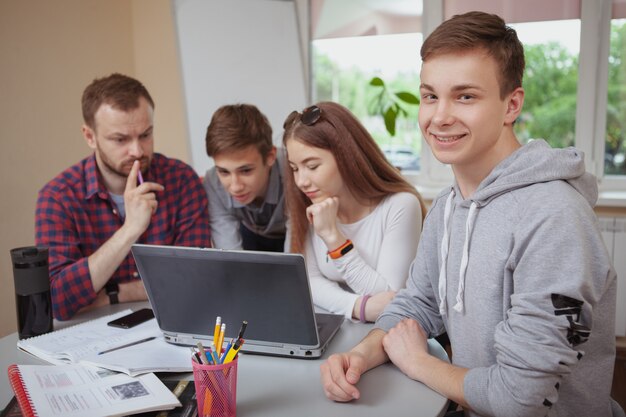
[597, 191, 626, 211]
[408, 179, 626, 211]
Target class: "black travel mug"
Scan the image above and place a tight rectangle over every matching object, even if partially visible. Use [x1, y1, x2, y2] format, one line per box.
[11, 246, 53, 339]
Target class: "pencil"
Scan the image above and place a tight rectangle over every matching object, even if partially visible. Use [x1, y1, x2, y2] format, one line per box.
[216, 323, 226, 356]
[97, 336, 155, 355]
[213, 316, 221, 344]
[195, 342, 210, 365]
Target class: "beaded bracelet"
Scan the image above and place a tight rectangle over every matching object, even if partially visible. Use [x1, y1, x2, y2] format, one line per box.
[327, 239, 354, 260]
[359, 294, 371, 323]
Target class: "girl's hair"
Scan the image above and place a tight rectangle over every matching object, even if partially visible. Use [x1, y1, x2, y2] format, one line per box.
[282, 101, 426, 253]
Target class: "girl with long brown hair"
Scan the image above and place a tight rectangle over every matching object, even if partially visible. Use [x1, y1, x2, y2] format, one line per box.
[283, 102, 426, 322]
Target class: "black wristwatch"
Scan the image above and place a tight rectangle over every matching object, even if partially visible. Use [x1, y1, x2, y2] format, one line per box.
[105, 281, 119, 305]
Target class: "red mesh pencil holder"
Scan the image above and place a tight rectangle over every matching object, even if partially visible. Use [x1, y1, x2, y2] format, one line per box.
[192, 357, 238, 417]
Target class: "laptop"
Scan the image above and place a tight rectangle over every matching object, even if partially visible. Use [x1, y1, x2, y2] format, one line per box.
[130, 244, 345, 358]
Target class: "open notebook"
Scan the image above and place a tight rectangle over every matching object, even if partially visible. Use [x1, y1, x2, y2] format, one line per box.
[16, 309, 192, 376]
[131, 244, 344, 358]
[8, 364, 180, 417]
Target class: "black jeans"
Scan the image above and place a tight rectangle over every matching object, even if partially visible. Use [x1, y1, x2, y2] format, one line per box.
[240, 224, 285, 252]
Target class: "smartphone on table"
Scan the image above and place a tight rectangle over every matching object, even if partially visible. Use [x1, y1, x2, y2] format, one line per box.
[107, 308, 154, 329]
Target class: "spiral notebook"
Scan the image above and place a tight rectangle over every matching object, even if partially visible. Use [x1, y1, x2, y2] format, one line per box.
[7, 364, 180, 417]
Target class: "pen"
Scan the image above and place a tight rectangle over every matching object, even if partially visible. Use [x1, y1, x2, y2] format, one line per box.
[205, 346, 217, 365]
[237, 320, 248, 341]
[190, 347, 201, 364]
[98, 336, 155, 355]
[219, 340, 233, 364]
[224, 338, 244, 363]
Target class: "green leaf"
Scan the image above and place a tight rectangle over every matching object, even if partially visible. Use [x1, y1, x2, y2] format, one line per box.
[370, 77, 385, 87]
[384, 107, 397, 136]
[395, 91, 420, 105]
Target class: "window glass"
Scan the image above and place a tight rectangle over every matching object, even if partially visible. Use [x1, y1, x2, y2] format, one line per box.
[312, 34, 423, 172]
[509, 20, 580, 149]
[310, 0, 424, 172]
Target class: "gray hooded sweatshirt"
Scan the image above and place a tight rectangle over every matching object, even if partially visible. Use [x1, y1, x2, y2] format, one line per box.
[376, 140, 622, 417]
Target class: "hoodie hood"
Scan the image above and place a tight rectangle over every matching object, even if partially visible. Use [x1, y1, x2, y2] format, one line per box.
[469, 139, 598, 208]
[437, 139, 598, 315]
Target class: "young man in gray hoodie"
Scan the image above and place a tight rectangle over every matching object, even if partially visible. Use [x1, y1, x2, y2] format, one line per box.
[320, 11, 624, 417]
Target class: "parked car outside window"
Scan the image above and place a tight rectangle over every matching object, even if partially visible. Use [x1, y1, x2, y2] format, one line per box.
[382, 145, 420, 171]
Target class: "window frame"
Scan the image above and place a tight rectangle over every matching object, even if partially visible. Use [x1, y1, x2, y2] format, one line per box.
[306, 0, 626, 198]
[419, 0, 626, 195]
[577, 0, 613, 188]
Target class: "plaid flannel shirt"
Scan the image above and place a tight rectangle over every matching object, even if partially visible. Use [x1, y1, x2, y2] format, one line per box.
[35, 153, 211, 320]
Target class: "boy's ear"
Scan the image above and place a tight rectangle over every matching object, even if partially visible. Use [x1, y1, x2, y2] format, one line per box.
[504, 87, 524, 125]
[82, 124, 97, 150]
[265, 146, 277, 166]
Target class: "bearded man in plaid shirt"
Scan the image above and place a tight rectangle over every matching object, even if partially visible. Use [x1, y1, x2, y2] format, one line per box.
[36, 73, 211, 320]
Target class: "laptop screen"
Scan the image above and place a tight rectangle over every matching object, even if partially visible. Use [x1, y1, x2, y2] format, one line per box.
[131, 245, 320, 347]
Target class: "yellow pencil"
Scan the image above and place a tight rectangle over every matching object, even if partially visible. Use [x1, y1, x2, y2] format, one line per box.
[216, 323, 226, 356]
[212, 316, 221, 345]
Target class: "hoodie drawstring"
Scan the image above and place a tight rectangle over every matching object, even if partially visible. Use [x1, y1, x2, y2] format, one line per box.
[453, 202, 478, 313]
[438, 190, 455, 315]
[438, 189, 479, 315]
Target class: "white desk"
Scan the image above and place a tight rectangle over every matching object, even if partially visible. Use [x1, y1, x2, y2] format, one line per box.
[1, 302, 450, 417]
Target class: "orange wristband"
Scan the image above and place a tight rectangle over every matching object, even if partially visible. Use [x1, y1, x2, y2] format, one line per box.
[328, 239, 354, 260]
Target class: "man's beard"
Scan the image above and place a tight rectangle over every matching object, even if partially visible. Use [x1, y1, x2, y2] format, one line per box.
[98, 150, 150, 180]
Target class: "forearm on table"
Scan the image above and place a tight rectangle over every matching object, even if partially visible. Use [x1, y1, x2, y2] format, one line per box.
[351, 329, 390, 371]
[49, 261, 98, 320]
[67, 274, 147, 318]
[414, 353, 469, 409]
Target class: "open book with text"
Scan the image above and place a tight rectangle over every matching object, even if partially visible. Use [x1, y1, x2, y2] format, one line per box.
[8, 364, 181, 417]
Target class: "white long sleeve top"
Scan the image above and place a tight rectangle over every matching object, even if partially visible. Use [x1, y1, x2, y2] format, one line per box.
[305, 192, 422, 318]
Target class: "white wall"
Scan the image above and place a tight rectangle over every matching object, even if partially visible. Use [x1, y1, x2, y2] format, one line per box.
[0, 0, 187, 337]
[173, 0, 308, 175]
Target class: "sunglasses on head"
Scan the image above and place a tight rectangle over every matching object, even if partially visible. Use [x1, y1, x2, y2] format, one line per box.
[283, 105, 322, 129]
